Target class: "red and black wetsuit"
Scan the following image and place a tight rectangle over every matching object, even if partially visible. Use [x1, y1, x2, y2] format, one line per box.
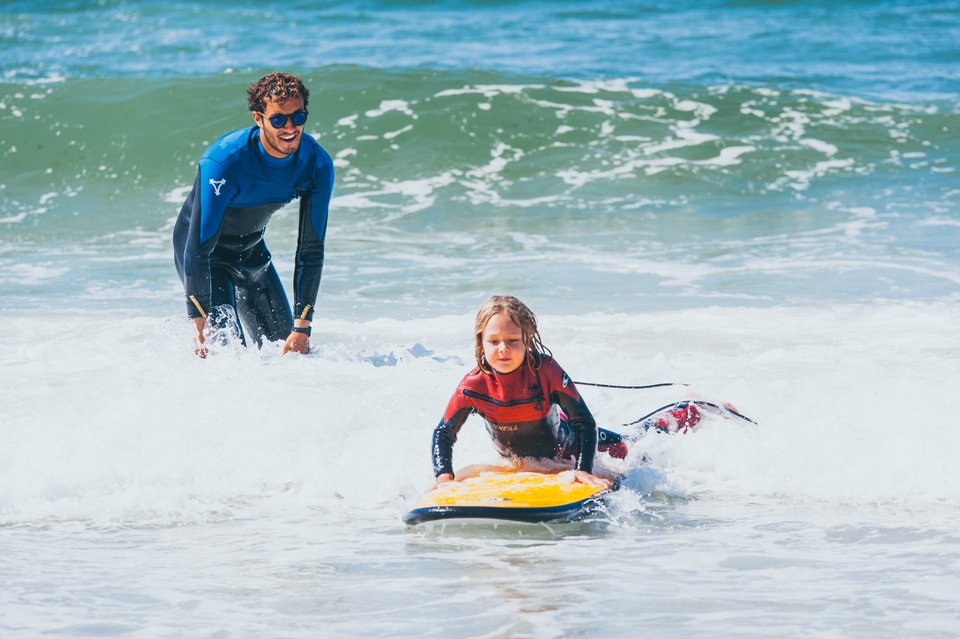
[432, 356, 599, 477]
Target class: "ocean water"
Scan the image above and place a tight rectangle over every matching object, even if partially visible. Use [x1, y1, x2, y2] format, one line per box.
[2, 1, 959, 637]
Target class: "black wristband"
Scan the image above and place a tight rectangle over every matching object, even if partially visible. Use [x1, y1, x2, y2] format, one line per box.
[291, 326, 312, 336]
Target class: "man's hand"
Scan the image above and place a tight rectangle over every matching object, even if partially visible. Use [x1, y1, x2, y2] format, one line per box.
[282, 321, 311, 355]
[282, 332, 310, 355]
[193, 317, 208, 359]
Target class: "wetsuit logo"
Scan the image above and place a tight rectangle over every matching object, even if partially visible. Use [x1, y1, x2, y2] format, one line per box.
[562, 373, 570, 388]
[209, 178, 227, 196]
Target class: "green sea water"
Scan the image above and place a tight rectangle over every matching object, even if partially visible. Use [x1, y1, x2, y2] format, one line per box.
[2, 67, 958, 315]
[3, 2, 959, 318]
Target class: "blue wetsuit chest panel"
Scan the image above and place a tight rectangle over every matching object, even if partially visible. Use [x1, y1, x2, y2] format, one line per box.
[173, 126, 334, 322]
[197, 127, 328, 244]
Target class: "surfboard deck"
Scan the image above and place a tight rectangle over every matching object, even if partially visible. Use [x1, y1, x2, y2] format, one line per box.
[403, 467, 615, 526]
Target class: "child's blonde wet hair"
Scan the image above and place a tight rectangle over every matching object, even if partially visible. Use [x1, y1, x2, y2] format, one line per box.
[474, 295, 552, 374]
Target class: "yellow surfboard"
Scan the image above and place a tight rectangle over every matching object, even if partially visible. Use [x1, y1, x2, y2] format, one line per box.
[403, 467, 616, 525]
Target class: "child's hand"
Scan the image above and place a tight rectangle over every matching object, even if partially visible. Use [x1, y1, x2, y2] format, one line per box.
[568, 470, 611, 488]
[433, 473, 455, 488]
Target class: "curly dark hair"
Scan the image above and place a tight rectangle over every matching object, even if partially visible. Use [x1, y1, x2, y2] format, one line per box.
[246, 72, 310, 113]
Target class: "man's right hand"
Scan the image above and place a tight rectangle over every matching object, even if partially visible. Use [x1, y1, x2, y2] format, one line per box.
[193, 317, 208, 359]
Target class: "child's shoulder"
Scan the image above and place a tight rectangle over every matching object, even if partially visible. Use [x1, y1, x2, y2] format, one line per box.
[538, 354, 564, 373]
[457, 366, 486, 386]
[536, 355, 576, 388]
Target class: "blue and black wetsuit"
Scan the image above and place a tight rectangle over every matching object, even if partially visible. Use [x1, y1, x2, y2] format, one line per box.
[172, 126, 334, 345]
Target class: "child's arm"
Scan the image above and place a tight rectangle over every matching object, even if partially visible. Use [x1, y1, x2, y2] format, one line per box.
[432, 406, 472, 481]
[558, 395, 598, 473]
[548, 364, 599, 474]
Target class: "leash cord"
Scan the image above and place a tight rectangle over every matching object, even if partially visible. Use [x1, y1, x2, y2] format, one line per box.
[573, 381, 688, 390]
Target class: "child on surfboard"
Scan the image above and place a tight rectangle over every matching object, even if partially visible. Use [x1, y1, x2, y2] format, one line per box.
[431, 295, 703, 488]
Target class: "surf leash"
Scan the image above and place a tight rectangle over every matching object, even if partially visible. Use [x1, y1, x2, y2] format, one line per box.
[572, 380, 758, 426]
[622, 400, 758, 428]
[573, 381, 689, 390]
[694, 401, 758, 425]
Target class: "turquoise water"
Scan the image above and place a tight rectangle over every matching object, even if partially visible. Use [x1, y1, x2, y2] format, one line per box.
[2, 1, 958, 316]
[2, 2, 960, 637]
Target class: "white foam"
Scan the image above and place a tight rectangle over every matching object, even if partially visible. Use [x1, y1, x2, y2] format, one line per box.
[675, 99, 717, 119]
[554, 78, 639, 95]
[772, 107, 811, 141]
[769, 158, 856, 191]
[0, 262, 69, 285]
[799, 138, 839, 156]
[526, 96, 621, 119]
[631, 88, 664, 99]
[364, 99, 417, 119]
[383, 124, 414, 140]
[433, 84, 543, 99]
[574, 250, 718, 286]
[695, 145, 756, 166]
[643, 127, 719, 155]
[466, 142, 523, 180]
[331, 171, 459, 216]
[2, 303, 957, 525]
[163, 185, 193, 204]
[918, 217, 960, 229]
[822, 96, 854, 116]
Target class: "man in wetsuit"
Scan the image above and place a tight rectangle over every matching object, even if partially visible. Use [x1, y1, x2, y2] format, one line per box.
[172, 72, 334, 356]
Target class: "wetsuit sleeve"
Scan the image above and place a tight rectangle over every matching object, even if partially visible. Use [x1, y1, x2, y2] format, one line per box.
[181, 159, 238, 318]
[431, 389, 473, 477]
[292, 158, 334, 322]
[550, 369, 598, 473]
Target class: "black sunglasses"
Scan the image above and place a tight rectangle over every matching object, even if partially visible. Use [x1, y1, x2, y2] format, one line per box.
[260, 110, 309, 129]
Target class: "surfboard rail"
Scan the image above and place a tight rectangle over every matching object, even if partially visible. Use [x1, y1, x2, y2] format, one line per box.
[403, 469, 617, 526]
